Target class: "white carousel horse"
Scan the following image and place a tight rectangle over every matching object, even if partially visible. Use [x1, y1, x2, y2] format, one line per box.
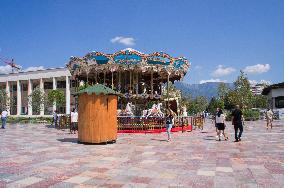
[145, 103, 164, 118]
[118, 102, 134, 116]
[125, 102, 134, 115]
[181, 106, 188, 117]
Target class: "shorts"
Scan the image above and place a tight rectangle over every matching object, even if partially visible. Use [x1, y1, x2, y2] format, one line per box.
[71, 122, 78, 131]
[216, 123, 225, 130]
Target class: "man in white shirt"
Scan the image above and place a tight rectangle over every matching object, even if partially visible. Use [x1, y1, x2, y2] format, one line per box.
[70, 108, 78, 134]
[1, 109, 8, 129]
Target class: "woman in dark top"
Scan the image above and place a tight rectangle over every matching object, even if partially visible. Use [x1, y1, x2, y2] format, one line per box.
[165, 109, 174, 142]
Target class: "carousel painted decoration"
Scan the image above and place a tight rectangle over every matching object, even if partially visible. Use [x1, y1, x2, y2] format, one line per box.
[67, 48, 190, 116]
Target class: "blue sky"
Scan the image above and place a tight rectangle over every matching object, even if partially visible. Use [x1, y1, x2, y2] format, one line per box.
[0, 0, 283, 84]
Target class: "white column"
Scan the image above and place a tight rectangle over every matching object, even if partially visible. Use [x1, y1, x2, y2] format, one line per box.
[40, 78, 44, 116]
[17, 80, 21, 115]
[6, 81, 10, 115]
[66, 76, 70, 114]
[52, 77, 57, 113]
[28, 79, 33, 116]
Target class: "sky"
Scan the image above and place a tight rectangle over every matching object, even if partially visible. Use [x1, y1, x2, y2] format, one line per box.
[0, 0, 283, 85]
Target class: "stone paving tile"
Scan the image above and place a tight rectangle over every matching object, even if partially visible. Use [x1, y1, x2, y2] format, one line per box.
[7, 176, 43, 187]
[197, 170, 216, 176]
[216, 166, 234, 172]
[0, 120, 284, 187]
[63, 175, 93, 184]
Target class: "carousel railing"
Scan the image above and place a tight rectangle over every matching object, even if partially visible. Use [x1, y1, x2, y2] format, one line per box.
[57, 115, 196, 132]
[117, 116, 193, 132]
[192, 116, 205, 130]
[56, 115, 71, 129]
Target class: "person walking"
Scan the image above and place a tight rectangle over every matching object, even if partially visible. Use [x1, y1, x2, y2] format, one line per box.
[213, 108, 219, 139]
[1, 109, 8, 129]
[165, 109, 174, 142]
[231, 105, 243, 142]
[70, 108, 78, 134]
[52, 110, 58, 128]
[265, 108, 273, 130]
[215, 108, 228, 141]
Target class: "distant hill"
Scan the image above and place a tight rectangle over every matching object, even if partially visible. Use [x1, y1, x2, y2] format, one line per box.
[174, 81, 234, 100]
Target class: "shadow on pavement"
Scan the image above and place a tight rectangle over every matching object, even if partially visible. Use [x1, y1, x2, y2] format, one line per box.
[203, 135, 216, 140]
[45, 125, 55, 128]
[57, 138, 78, 143]
[151, 138, 168, 142]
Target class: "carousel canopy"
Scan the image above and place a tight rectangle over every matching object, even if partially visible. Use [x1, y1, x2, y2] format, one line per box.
[67, 48, 190, 79]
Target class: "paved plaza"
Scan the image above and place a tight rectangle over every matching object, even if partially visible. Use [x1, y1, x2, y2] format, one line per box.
[0, 120, 284, 188]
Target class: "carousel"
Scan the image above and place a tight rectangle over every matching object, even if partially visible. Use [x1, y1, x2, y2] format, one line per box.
[67, 48, 192, 133]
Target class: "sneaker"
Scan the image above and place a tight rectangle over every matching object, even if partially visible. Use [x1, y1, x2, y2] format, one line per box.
[238, 137, 241, 141]
[218, 138, 221, 141]
[234, 140, 239, 142]
[225, 137, 228, 141]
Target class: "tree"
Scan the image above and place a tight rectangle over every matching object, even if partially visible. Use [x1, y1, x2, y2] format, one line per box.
[182, 95, 208, 115]
[252, 95, 268, 109]
[227, 71, 254, 109]
[218, 82, 229, 100]
[28, 87, 46, 114]
[47, 89, 65, 110]
[224, 91, 235, 110]
[207, 97, 224, 114]
[0, 89, 9, 112]
[195, 96, 208, 113]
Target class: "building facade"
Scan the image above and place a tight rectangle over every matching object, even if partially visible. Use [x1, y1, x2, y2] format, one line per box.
[0, 68, 75, 117]
[262, 82, 284, 119]
[250, 84, 265, 95]
[262, 82, 284, 110]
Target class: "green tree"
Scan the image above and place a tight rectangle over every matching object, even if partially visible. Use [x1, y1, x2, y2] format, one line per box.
[28, 87, 46, 114]
[227, 71, 254, 109]
[195, 96, 208, 113]
[218, 83, 229, 100]
[207, 97, 224, 114]
[182, 95, 208, 115]
[252, 95, 268, 109]
[0, 89, 9, 111]
[224, 91, 235, 110]
[47, 89, 65, 110]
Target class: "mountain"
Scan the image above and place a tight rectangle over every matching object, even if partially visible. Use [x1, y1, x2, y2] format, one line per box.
[174, 81, 234, 99]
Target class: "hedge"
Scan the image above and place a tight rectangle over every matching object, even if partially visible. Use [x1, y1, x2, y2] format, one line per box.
[7, 117, 52, 124]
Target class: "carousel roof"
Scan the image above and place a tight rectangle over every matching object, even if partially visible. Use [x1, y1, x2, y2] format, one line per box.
[67, 49, 190, 78]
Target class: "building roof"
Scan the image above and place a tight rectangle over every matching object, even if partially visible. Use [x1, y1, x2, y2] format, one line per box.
[262, 82, 284, 95]
[0, 67, 71, 82]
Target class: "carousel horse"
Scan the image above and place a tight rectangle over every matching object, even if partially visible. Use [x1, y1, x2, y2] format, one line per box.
[117, 102, 134, 116]
[181, 106, 188, 117]
[144, 103, 164, 118]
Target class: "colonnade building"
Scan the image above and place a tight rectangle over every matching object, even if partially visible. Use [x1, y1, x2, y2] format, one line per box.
[0, 68, 76, 117]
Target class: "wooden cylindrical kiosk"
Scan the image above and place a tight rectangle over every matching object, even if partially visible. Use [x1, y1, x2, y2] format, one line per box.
[77, 84, 118, 144]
